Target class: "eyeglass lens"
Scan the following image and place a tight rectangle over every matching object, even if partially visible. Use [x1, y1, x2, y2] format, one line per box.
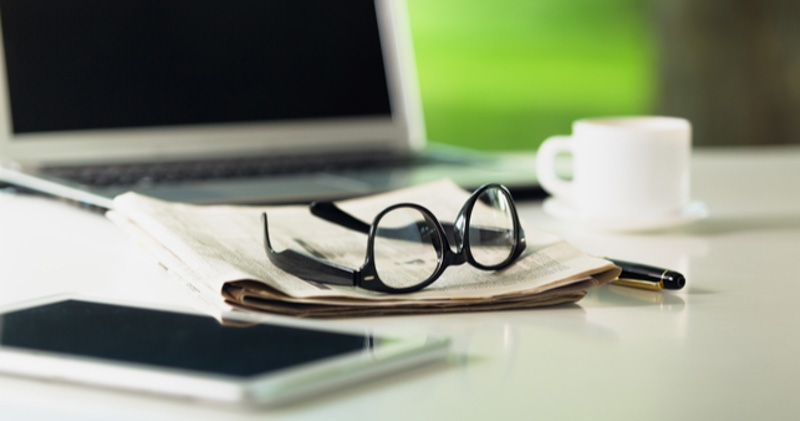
[468, 187, 516, 267]
[373, 207, 441, 289]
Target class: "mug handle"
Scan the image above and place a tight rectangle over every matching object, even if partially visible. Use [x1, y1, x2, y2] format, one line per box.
[536, 135, 575, 203]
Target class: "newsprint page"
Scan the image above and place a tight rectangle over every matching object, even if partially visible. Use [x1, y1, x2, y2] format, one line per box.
[107, 180, 619, 317]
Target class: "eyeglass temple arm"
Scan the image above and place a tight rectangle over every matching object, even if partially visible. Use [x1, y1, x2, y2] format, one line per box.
[311, 201, 458, 244]
[310, 202, 511, 245]
[310, 202, 372, 234]
[262, 213, 356, 287]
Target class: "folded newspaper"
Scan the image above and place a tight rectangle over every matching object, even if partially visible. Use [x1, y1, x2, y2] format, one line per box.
[107, 180, 619, 317]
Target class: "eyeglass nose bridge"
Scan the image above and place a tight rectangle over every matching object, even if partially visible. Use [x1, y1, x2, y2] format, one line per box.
[442, 246, 468, 267]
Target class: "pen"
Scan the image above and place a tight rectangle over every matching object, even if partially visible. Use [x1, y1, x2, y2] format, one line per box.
[607, 258, 686, 291]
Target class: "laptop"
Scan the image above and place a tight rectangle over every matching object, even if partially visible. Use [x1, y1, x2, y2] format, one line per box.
[0, 0, 539, 209]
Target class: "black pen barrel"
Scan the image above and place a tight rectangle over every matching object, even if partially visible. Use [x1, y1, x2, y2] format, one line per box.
[609, 259, 686, 290]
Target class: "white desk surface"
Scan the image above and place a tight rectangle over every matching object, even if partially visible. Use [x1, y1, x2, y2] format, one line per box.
[1, 146, 799, 420]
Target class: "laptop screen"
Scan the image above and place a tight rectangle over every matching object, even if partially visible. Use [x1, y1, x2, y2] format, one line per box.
[0, 0, 392, 135]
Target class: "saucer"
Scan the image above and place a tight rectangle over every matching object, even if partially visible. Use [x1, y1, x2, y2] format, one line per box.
[542, 198, 709, 232]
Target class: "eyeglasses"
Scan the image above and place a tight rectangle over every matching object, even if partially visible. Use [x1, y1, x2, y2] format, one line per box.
[262, 184, 526, 294]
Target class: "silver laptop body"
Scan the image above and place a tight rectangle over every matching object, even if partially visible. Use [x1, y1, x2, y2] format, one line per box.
[0, 0, 536, 209]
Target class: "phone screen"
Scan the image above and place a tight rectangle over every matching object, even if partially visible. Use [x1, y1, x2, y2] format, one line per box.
[0, 300, 369, 378]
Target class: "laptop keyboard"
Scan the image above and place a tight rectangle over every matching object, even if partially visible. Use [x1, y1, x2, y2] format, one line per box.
[42, 153, 412, 188]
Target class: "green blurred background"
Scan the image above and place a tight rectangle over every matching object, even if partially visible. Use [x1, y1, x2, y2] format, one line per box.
[406, 0, 656, 151]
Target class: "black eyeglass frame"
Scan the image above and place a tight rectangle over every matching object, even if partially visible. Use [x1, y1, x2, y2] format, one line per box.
[262, 184, 526, 294]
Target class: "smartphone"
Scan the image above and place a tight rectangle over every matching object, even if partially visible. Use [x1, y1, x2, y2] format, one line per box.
[0, 296, 449, 406]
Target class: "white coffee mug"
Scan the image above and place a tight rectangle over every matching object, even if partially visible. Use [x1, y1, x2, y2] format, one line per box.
[536, 116, 691, 220]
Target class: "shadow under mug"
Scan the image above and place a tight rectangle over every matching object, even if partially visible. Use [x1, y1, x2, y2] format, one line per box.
[535, 116, 692, 219]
